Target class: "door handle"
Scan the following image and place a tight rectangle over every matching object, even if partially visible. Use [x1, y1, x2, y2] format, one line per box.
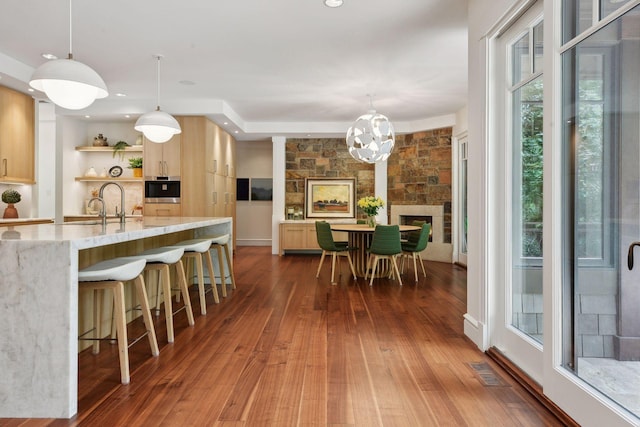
[627, 242, 640, 270]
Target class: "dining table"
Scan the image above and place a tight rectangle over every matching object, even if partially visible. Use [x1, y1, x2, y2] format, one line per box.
[330, 223, 420, 278]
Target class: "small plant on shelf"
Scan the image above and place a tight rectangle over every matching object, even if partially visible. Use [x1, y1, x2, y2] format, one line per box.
[112, 140, 130, 160]
[128, 157, 143, 169]
[128, 157, 143, 177]
[1, 188, 21, 204]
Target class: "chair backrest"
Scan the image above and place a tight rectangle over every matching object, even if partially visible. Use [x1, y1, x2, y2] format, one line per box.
[407, 220, 426, 245]
[410, 223, 431, 252]
[369, 225, 402, 255]
[315, 221, 338, 251]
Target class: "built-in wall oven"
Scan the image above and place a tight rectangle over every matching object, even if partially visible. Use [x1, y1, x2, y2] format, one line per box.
[144, 177, 181, 203]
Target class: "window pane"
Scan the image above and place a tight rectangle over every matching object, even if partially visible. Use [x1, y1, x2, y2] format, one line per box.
[512, 33, 530, 85]
[601, 0, 632, 20]
[562, 0, 594, 43]
[533, 21, 544, 73]
[511, 75, 543, 343]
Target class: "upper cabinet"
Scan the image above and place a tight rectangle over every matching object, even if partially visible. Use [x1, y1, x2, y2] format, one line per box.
[0, 85, 35, 184]
[143, 132, 181, 177]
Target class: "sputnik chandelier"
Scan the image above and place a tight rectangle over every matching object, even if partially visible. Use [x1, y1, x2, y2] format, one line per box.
[346, 95, 395, 163]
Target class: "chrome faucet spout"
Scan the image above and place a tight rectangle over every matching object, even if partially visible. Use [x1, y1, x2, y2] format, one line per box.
[98, 181, 127, 225]
[88, 197, 106, 226]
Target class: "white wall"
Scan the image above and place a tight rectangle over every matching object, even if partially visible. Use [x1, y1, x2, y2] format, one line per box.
[236, 140, 273, 246]
[465, 0, 520, 350]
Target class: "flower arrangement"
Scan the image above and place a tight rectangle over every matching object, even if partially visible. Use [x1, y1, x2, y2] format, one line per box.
[1, 189, 21, 204]
[357, 196, 384, 217]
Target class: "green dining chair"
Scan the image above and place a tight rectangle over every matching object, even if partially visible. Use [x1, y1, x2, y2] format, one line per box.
[315, 221, 357, 284]
[401, 223, 431, 282]
[365, 224, 403, 287]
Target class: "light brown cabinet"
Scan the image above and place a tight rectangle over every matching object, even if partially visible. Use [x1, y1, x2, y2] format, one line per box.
[279, 222, 349, 255]
[279, 222, 321, 255]
[143, 132, 181, 177]
[0, 85, 35, 184]
[144, 203, 181, 217]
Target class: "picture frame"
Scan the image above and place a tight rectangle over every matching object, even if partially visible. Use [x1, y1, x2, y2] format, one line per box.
[251, 178, 273, 201]
[305, 177, 356, 218]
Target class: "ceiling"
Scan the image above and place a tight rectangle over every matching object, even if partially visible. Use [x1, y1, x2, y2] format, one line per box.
[0, 0, 468, 141]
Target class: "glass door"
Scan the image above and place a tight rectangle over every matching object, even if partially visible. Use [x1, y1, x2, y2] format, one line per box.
[562, 3, 640, 418]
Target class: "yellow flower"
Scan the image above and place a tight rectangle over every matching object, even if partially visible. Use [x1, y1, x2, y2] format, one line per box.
[357, 196, 384, 216]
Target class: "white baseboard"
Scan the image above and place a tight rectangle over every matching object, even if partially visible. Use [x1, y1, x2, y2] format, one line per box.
[236, 239, 272, 246]
[463, 313, 487, 351]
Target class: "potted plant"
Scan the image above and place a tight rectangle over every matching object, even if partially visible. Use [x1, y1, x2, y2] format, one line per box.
[2, 188, 21, 218]
[128, 157, 143, 177]
[112, 140, 130, 160]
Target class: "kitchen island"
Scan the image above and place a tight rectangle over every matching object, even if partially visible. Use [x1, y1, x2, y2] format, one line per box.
[0, 216, 232, 418]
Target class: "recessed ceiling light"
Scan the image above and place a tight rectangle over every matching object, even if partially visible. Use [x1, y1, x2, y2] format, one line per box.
[115, 93, 127, 97]
[179, 80, 196, 86]
[223, 122, 229, 125]
[234, 130, 239, 134]
[324, 0, 343, 7]
[124, 114, 130, 118]
[27, 88, 34, 92]
[41, 53, 58, 60]
[84, 115, 91, 118]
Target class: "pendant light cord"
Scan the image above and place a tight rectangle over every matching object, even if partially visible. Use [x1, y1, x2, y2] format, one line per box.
[155, 55, 162, 111]
[68, 0, 73, 59]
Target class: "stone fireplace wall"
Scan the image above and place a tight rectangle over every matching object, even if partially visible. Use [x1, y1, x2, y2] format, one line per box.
[387, 128, 453, 243]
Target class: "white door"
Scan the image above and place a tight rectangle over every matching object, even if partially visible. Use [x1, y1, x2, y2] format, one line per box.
[489, 0, 544, 382]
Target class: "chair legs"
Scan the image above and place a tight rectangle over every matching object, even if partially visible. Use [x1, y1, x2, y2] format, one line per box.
[316, 250, 357, 284]
[366, 254, 403, 287]
[401, 252, 427, 282]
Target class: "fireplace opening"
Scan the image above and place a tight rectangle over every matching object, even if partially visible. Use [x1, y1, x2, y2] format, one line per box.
[400, 215, 433, 242]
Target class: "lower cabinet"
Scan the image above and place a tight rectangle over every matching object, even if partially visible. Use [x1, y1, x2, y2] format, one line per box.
[279, 222, 348, 255]
[144, 203, 181, 216]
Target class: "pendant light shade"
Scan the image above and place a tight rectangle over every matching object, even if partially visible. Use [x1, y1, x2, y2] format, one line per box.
[30, 58, 108, 110]
[135, 55, 181, 143]
[135, 108, 181, 143]
[346, 108, 395, 164]
[29, 0, 108, 110]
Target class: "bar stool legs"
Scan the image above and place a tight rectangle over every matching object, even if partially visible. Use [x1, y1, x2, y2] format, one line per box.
[144, 258, 195, 342]
[79, 258, 159, 384]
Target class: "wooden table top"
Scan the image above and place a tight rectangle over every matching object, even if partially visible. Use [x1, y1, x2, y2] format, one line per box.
[330, 224, 420, 233]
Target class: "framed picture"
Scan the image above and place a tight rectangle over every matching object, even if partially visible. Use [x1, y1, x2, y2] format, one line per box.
[236, 178, 250, 201]
[305, 178, 356, 218]
[251, 178, 273, 201]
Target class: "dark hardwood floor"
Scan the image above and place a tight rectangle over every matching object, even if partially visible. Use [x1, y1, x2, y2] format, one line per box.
[3, 247, 563, 426]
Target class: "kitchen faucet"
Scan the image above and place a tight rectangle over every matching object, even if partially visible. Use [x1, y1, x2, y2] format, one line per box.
[98, 181, 127, 226]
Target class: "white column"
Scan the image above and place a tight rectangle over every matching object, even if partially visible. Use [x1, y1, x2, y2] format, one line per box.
[271, 136, 286, 254]
[375, 160, 388, 224]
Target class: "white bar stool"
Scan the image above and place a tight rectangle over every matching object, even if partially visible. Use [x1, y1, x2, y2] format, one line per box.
[121, 247, 195, 343]
[78, 258, 159, 385]
[200, 234, 236, 298]
[167, 238, 219, 315]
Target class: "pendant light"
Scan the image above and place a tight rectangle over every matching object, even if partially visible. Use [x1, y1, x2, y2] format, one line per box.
[135, 55, 181, 143]
[346, 95, 395, 163]
[29, 0, 108, 110]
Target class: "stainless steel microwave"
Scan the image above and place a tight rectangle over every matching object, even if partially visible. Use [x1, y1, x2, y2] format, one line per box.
[144, 178, 181, 203]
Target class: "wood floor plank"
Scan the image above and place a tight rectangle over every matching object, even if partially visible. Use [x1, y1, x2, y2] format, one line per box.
[2, 247, 566, 426]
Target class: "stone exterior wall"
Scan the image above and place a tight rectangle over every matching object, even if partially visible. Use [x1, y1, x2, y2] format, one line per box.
[285, 128, 452, 234]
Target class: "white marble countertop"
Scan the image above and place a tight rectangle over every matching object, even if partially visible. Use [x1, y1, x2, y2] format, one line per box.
[0, 216, 231, 250]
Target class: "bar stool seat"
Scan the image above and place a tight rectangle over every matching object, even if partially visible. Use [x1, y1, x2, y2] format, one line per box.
[78, 258, 159, 385]
[121, 247, 195, 343]
[200, 234, 236, 298]
[166, 238, 218, 315]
